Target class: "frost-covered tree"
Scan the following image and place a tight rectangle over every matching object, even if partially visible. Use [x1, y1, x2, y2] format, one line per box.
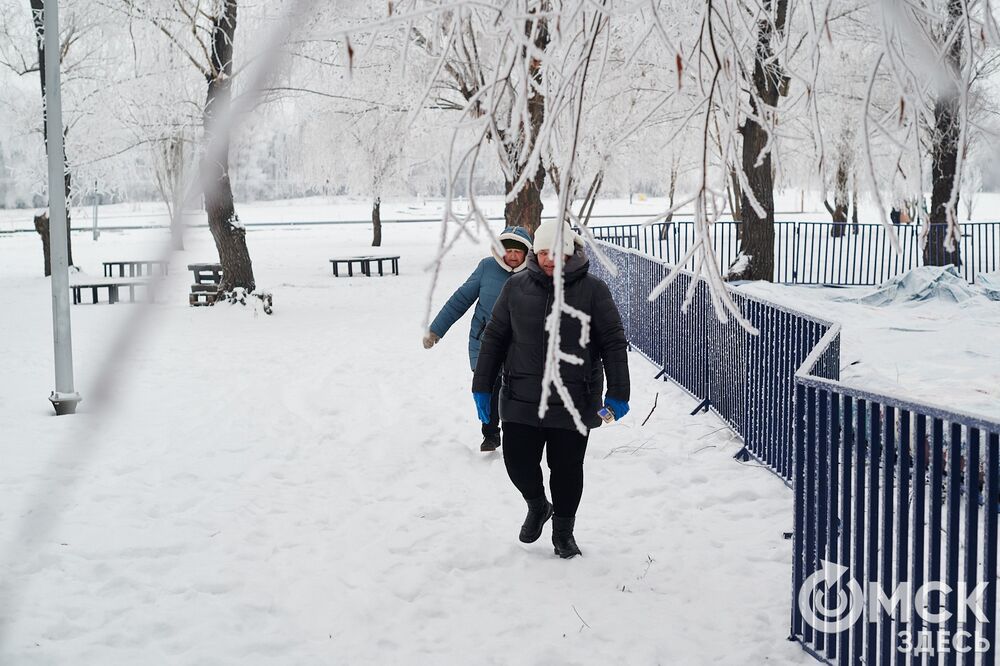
[347, 107, 408, 246]
[407, 3, 551, 233]
[1, 0, 997, 307]
[856, 0, 1000, 266]
[121, 0, 255, 292]
[0, 0, 88, 272]
[281, 3, 419, 245]
[151, 134, 189, 251]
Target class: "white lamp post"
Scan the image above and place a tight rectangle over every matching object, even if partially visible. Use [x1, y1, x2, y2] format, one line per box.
[44, 0, 80, 415]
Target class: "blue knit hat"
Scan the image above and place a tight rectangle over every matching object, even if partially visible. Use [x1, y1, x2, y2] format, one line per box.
[499, 226, 532, 252]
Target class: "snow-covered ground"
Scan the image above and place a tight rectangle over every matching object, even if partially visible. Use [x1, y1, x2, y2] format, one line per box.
[740, 276, 1000, 422]
[0, 221, 812, 664]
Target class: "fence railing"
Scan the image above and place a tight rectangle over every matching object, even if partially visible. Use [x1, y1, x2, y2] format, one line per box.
[589, 220, 1000, 285]
[793, 333, 1000, 665]
[590, 244, 835, 480]
[587, 240, 1000, 665]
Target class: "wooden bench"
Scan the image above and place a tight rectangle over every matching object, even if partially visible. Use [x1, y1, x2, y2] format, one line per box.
[70, 279, 149, 305]
[187, 263, 223, 306]
[329, 255, 400, 277]
[103, 260, 170, 278]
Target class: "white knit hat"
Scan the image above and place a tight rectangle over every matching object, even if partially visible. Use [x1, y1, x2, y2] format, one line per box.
[532, 220, 579, 256]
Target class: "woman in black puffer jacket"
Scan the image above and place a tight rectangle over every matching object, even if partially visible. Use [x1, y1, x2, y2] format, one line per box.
[472, 220, 630, 558]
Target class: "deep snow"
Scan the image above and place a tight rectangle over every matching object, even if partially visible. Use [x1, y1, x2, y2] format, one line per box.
[0, 219, 811, 664]
[740, 277, 1000, 422]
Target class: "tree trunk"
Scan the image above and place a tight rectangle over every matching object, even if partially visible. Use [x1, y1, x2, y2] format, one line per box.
[34, 212, 51, 276]
[730, 0, 786, 282]
[154, 137, 186, 251]
[503, 5, 549, 235]
[30, 0, 73, 271]
[850, 178, 859, 235]
[371, 197, 382, 247]
[505, 168, 545, 234]
[729, 167, 744, 242]
[171, 182, 185, 252]
[729, 167, 743, 224]
[925, 0, 963, 267]
[826, 156, 849, 237]
[736, 123, 776, 280]
[168, 139, 185, 251]
[576, 170, 603, 227]
[203, 0, 254, 293]
[660, 168, 677, 241]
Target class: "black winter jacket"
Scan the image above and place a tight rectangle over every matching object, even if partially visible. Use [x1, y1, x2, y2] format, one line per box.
[472, 248, 630, 430]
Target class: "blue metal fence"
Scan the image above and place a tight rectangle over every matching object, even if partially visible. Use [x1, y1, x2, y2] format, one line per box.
[586, 240, 1000, 665]
[794, 337, 1000, 665]
[590, 220, 1000, 285]
[587, 244, 833, 479]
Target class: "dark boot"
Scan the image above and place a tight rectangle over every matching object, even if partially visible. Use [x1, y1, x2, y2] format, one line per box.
[552, 516, 582, 559]
[480, 432, 501, 452]
[519, 496, 552, 543]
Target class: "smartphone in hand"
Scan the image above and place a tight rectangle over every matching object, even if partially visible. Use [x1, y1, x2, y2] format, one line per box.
[597, 405, 616, 424]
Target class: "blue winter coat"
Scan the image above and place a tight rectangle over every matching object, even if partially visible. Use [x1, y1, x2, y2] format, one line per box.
[430, 255, 522, 370]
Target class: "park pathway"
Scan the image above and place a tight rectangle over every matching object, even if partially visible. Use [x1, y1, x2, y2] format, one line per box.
[1, 225, 812, 664]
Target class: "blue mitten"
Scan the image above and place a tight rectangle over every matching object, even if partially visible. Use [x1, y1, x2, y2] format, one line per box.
[605, 397, 630, 420]
[473, 392, 491, 424]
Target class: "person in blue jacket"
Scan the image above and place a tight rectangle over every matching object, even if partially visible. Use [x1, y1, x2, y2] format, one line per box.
[423, 226, 533, 451]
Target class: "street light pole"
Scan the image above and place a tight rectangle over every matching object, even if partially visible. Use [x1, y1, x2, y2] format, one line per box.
[44, 0, 80, 415]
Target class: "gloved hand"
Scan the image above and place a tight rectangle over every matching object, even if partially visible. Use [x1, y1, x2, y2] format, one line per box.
[473, 392, 491, 424]
[604, 396, 630, 420]
[422, 331, 441, 349]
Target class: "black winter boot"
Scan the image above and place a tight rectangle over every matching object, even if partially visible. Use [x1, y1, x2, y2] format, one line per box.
[518, 496, 553, 543]
[552, 516, 582, 559]
[480, 432, 501, 452]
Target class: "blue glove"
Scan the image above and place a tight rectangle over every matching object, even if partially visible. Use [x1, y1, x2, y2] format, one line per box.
[473, 392, 491, 424]
[605, 397, 630, 420]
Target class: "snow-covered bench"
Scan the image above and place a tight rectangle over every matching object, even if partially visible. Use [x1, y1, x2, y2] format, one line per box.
[188, 263, 223, 306]
[329, 255, 400, 277]
[70, 279, 150, 305]
[103, 260, 170, 278]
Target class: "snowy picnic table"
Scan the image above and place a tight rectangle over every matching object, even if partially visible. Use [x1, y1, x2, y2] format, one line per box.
[187, 263, 223, 306]
[188, 263, 223, 285]
[70, 277, 150, 305]
[329, 255, 400, 277]
[102, 259, 170, 278]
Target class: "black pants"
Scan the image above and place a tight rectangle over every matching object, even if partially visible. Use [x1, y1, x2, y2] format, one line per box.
[501, 421, 589, 518]
[481, 372, 501, 436]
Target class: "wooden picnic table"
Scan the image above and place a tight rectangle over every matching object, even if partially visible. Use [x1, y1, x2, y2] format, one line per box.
[188, 263, 223, 284]
[329, 255, 400, 277]
[103, 260, 170, 278]
[187, 263, 223, 306]
[70, 278, 150, 305]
